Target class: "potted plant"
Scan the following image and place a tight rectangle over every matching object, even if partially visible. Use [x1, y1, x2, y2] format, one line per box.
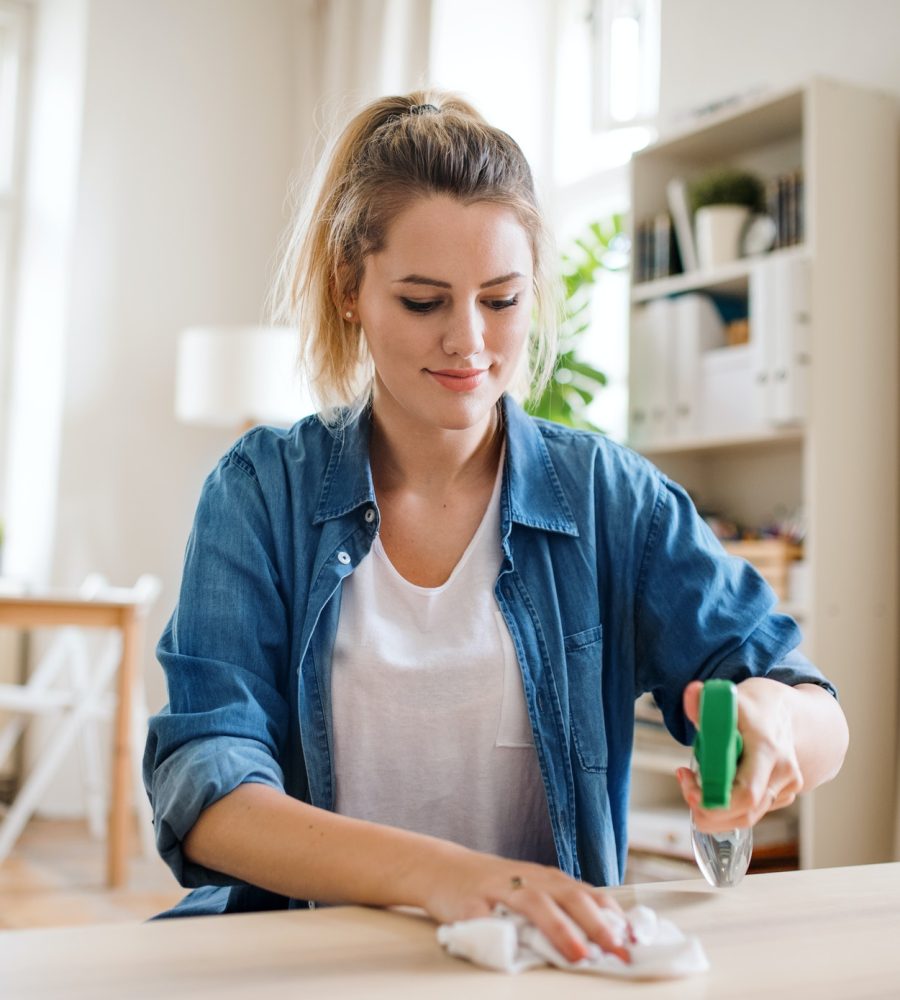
[689, 167, 765, 270]
[527, 214, 626, 431]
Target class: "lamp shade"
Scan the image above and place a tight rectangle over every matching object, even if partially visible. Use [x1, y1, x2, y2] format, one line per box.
[175, 325, 314, 428]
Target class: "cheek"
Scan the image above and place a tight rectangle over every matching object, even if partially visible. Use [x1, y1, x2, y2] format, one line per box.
[360, 305, 420, 367]
[499, 310, 532, 353]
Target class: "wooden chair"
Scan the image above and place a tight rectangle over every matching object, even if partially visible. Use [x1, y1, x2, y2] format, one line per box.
[0, 574, 161, 884]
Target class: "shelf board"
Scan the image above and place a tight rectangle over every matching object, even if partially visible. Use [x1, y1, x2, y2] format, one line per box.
[632, 747, 690, 775]
[634, 84, 804, 163]
[633, 425, 804, 459]
[631, 244, 809, 302]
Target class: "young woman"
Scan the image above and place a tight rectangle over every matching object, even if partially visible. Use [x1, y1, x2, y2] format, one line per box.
[144, 91, 848, 963]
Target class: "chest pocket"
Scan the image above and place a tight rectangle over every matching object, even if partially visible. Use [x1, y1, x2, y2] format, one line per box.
[565, 625, 607, 772]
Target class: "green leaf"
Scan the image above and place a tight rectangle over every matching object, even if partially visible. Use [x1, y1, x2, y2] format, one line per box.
[526, 213, 628, 432]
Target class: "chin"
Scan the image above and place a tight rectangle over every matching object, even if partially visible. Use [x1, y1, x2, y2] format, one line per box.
[429, 391, 502, 430]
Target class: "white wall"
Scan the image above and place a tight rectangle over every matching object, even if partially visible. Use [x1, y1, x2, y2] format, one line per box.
[30, 0, 303, 814]
[659, 0, 900, 124]
[430, 0, 557, 181]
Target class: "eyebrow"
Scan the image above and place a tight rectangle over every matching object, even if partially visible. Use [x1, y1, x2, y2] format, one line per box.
[393, 271, 525, 289]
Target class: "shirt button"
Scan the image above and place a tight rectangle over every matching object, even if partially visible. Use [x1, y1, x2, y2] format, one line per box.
[337, 551, 351, 565]
[364, 508, 376, 524]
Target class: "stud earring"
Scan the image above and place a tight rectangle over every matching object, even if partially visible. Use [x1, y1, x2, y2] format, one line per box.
[344, 310, 353, 320]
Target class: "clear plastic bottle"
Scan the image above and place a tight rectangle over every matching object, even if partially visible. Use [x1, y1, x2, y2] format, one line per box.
[690, 679, 752, 889]
[690, 756, 752, 888]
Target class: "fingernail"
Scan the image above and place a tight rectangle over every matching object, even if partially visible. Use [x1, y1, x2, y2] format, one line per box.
[569, 943, 588, 963]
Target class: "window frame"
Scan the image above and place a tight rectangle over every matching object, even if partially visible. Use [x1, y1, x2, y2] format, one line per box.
[0, 0, 30, 529]
[590, 0, 660, 133]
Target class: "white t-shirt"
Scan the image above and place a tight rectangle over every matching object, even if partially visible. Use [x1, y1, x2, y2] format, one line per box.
[331, 461, 557, 865]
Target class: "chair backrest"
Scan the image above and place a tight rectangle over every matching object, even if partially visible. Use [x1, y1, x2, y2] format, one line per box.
[76, 574, 162, 611]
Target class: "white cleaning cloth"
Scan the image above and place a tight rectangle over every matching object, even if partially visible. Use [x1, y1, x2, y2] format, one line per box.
[437, 903, 708, 979]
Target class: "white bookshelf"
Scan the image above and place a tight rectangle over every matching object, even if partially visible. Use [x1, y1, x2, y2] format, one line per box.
[631, 244, 809, 303]
[627, 78, 899, 870]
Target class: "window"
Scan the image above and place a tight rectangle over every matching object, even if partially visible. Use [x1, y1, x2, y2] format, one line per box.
[591, 0, 659, 131]
[0, 0, 28, 541]
[553, 0, 659, 185]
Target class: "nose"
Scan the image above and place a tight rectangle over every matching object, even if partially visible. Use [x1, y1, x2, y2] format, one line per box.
[441, 302, 485, 359]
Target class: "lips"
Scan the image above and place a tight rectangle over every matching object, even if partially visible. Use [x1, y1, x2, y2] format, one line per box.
[426, 368, 488, 393]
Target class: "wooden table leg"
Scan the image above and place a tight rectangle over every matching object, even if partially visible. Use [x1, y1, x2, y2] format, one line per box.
[107, 609, 141, 888]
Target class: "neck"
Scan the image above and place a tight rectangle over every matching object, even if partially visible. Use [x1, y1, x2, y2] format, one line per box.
[369, 392, 504, 496]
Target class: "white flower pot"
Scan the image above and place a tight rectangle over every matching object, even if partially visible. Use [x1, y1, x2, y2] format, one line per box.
[694, 205, 751, 270]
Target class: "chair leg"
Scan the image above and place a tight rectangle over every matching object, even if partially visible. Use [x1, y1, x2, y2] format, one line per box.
[0, 631, 76, 768]
[0, 641, 120, 865]
[0, 705, 94, 863]
[131, 687, 156, 859]
[69, 633, 109, 841]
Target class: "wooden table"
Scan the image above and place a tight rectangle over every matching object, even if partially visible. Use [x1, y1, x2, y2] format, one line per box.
[1, 863, 898, 998]
[0, 592, 151, 888]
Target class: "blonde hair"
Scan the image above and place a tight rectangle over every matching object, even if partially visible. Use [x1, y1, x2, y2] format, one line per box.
[272, 89, 561, 417]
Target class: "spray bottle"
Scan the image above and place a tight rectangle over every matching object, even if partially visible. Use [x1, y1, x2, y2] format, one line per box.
[690, 679, 753, 887]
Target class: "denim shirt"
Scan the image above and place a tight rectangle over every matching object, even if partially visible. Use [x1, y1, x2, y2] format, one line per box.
[144, 395, 835, 918]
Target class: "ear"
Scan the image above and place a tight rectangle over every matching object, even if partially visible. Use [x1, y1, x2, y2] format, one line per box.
[331, 263, 357, 317]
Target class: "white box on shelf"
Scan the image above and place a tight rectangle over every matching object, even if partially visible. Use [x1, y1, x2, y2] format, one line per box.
[629, 806, 693, 859]
[699, 343, 765, 438]
[672, 294, 727, 440]
[630, 805, 798, 861]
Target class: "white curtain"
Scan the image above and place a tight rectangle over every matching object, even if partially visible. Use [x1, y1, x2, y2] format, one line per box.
[293, 0, 433, 161]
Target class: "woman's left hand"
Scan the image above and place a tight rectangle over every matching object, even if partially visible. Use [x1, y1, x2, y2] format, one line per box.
[675, 677, 805, 833]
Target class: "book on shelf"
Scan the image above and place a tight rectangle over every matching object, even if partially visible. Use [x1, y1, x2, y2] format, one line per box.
[633, 214, 682, 284]
[766, 169, 804, 250]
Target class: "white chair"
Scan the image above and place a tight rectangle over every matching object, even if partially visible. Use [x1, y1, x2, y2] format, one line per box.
[0, 574, 161, 874]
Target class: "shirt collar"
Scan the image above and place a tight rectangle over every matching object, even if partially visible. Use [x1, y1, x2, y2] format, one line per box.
[312, 406, 377, 525]
[312, 395, 578, 537]
[500, 395, 579, 537]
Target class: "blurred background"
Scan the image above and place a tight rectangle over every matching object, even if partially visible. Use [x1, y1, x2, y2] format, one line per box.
[0, 0, 898, 926]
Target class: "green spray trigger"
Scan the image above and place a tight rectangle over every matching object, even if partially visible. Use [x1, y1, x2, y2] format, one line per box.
[692, 679, 743, 809]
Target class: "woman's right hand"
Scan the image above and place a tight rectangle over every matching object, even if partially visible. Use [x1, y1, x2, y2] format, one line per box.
[415, 845, 632, 964]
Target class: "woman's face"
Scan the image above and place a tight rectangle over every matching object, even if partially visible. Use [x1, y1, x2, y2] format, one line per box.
[352, 195, 534, 435]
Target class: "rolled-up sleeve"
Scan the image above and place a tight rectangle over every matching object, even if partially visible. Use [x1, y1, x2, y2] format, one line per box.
[634, 473, 837, 746]
[143, 443, 291, 886]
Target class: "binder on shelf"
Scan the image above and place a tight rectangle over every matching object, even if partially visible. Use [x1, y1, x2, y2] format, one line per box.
[750, 254, 811, 427]
[629, 298, 673, 448]
[666, 178, 699, 273]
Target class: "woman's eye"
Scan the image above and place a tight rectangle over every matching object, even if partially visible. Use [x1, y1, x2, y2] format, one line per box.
[487, 295, 519, 311]
[400, 298, 441, 314]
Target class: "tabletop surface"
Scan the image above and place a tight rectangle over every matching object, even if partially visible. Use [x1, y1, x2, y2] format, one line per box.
[2, 863, 899, 999]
